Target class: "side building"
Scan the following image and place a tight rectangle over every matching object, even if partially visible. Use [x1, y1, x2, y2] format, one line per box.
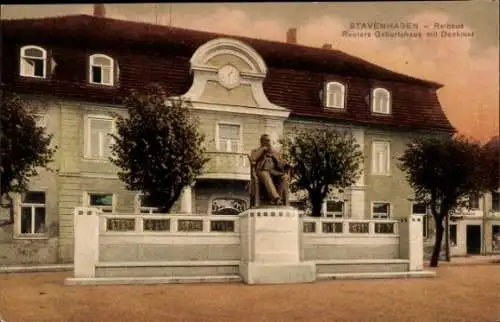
[0, 12, 455, 265]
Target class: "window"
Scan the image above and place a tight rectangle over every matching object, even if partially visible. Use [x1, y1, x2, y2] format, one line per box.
[137, 194, 161, 214]
[492, 225, 500, 252]
[422, 214, 430, 238]
[86, 116, 114, 159]
[324, 82, 345, 109]
[88, 193, 114, 213]
[211, 198, 247, 215]
[217, 123, 241, 152]
[89, 54, 115, 86]
[449, 224, 457, 247]
[491, 191, 500, 212]
[20, 46, 47, 78]
[412, 202, 427, 215]
[372, 202, 390, 219]
[19, 191, 46, 235]
[325, 200, 344, 218]
[372, 141, 390, 175]
[372, 88, 391, 114]
[468, 194, 480, 210]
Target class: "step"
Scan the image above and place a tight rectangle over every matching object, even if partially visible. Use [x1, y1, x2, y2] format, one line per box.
[315, 259, 409, 274]
[318, 270, 436, 281]
[95, 260, 240, 278]
[65, 275, 242, 286]
[0, 264, 73, 274]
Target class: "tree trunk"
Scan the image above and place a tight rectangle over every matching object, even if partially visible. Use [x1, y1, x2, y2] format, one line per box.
[310, 194, 323, 217]
[310, 202, 322, 217]
[430, 217, 444, 267]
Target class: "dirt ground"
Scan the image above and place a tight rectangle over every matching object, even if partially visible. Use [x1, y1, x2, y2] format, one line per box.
[0, 265, 499, 322]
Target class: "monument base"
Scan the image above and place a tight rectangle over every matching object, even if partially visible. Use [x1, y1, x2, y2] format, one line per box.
[239, 206, 317, 285]
[240, 261, 316, 284]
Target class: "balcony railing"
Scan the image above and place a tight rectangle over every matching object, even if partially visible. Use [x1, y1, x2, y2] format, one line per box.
[201, 152, 250, 180]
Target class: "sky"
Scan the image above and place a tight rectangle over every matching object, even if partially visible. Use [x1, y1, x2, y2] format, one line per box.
[2, 2, 499, 142]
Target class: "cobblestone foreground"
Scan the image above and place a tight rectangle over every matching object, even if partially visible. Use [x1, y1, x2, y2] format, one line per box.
[0, 264, 499, 322]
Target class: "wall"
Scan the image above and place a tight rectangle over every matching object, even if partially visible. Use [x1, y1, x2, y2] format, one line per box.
[363, 128, 414, 220]
[283, 120, 438, 220]
[423, 192, 500, 258]
[0, 96, 61, 265]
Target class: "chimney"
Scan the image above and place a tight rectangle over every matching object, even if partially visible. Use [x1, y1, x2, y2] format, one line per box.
[286, 28, 297, 44]
[93, 4, 106, 18]
[322, 43, 332, 50]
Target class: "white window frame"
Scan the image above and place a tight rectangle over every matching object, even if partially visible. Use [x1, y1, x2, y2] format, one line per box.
[85, 114, 115, 160]
[215, 122, 243, 153]
[324, 81, 346, 109]
[371, 141, 391, 175]
[325, 200, 345, 218]
[15, 190, 48, 239]
[89, 54, 115, 86]
[135, 193, 161, 214]
[84, 192, 116, 213]
[20, 45, 47, 79]
[371, 201, 391, 219]
[371, 87, 391, 114]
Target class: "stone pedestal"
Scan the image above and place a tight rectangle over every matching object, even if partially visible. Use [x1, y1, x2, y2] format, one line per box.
[73, 207, 100, 278]
[239, 206, 316, 284]
[399, 215, 424, 271]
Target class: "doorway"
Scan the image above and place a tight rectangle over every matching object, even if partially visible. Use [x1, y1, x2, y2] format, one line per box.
[466, 225, 481, 255]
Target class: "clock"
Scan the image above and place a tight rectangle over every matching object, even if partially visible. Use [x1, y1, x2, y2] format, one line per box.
[217, 65, 240, 89]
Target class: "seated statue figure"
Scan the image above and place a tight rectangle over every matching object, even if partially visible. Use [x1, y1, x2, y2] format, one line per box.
[249, 134, 290, 206]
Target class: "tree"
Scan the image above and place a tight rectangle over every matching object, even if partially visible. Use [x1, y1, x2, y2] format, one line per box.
[281, 128, 364, 217]
[0, 91, 56, 227]
[109, 84, 209, 213]
[479, 136, 500, 191]
[399, 135, 493, 267]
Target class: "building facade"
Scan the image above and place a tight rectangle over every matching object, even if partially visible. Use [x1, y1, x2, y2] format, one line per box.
[0, 13, 455, 265]
[422, 191, 500, 258]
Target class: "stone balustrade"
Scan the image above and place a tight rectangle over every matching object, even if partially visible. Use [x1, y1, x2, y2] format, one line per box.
[99, 213, 240, 234]
[200, 152, 250, 180]
[300, 217, 399, 235]
[71, 207, 425, 282]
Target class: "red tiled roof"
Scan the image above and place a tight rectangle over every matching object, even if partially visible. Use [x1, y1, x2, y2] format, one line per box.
[1, 14, 455, 133]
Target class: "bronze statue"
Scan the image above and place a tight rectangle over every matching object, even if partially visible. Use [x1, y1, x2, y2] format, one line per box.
[248, 134, 290, 207]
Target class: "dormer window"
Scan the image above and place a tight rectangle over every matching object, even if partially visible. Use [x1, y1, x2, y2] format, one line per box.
[89, 54, 116, 86]
[20, 46, 47, 78]
[372, 88, 391, 114]
[325, 81, 345, 109]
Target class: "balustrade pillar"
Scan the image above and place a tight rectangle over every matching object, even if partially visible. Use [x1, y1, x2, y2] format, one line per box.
[180, 184, 194, 214]
[399, 215, 424, 271]
[73, 207, 100, 278]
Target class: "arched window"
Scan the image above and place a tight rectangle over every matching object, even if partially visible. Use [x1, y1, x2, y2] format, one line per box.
[211, 197, 247, 215]
[372, 88, 391, 114]
[89, 54, 115, 86]
[325, 81, 345, 109]
[20, 45, 47, 78]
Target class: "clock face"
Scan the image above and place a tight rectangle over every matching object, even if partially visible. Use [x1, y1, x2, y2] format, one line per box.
[217, 65, 240, 89]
